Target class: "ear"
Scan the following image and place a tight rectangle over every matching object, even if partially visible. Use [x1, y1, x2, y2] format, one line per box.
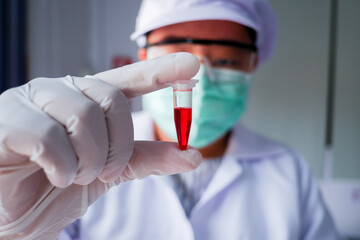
[138, 48, 147, 61]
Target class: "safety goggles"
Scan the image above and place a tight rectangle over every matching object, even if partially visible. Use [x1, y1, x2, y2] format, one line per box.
[145, 38, 257, 72]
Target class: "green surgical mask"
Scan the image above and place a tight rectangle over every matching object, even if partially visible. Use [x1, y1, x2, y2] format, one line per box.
[143, 64, 253, 148]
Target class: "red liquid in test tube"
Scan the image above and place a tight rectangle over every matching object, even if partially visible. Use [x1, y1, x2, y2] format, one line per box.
[169, 80, 198, 150]
[174, 107, 192, 150]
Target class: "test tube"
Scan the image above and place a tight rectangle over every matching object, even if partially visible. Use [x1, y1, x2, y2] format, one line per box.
[169, 79, 199, 150]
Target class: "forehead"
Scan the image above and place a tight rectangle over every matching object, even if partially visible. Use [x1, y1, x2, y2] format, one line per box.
[147, 20, 252, 44]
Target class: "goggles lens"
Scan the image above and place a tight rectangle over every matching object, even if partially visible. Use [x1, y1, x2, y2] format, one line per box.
[145, 38, 257, 72]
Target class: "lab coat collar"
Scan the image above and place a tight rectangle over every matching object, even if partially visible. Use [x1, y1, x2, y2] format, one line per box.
[132, 111, 287, 166]
[193, 154, 242, 211]
[132, 111, 287, 160]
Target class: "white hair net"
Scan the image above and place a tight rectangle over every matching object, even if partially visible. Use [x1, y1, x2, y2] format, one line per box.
[130, 0, 278, 66]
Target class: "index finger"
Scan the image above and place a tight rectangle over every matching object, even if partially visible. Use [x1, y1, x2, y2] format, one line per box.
[94, 52, 200, 98]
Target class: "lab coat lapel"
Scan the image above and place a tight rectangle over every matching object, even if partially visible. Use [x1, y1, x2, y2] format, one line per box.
[192, 122, 285, 210]
[194, 156, 243, 209]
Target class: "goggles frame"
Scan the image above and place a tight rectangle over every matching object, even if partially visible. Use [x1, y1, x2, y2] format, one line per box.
[145, 38, 257, 52]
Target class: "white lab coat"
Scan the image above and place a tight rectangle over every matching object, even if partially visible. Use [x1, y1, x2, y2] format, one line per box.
[60, 111, 340, 240]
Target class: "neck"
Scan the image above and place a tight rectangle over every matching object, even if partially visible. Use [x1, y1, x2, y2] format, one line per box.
[153, 123, 230, 159]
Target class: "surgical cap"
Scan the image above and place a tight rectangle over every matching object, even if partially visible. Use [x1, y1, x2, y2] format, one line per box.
[130, 0, 278, 66]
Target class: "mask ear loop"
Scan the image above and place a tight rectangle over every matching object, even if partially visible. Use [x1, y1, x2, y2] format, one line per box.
[244, 53, 256, 83]
[200, 56, 216, 82]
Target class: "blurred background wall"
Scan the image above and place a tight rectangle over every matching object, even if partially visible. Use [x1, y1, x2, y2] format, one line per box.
[1, 0, 359, 238]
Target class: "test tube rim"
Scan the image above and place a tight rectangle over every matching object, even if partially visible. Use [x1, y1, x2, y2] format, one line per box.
[168, 79, 199, 91]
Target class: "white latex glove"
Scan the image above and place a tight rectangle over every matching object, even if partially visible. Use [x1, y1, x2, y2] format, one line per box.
[0, 53, 202, 240]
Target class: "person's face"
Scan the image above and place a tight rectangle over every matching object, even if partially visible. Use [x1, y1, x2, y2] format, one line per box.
[138, 20, 258, 72]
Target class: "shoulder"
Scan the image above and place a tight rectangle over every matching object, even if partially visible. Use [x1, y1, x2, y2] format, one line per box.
[229, 123, 303, 163]
[229, 123, 314, 187]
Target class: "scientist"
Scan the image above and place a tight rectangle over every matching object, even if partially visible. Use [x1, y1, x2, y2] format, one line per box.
[0, 1, 341, 240]
[61, 0, 340, 239]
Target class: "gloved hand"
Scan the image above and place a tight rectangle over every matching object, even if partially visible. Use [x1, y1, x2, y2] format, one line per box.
[0, 52, 202, 240]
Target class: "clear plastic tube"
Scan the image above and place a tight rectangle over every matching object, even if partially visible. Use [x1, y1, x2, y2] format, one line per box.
[169, 79, 198, 150]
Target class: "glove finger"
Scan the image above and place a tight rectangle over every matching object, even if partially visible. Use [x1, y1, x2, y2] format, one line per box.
[71, 76, 134, 182]
[94, 52, 200, 98]
[29, 77, 109, 185]
[114, 141, 202, 183]
[0, 88, 78, 188]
